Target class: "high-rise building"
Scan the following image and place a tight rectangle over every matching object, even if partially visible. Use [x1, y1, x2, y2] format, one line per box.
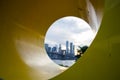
[59, 44, 62, 54]
[66, 41, 69, 54]
[45, 44, 49, 52]
[55, 45, 58, 53]
[72, 45, 75, 55]
[48, 47, 51, 52]
[52, 46, 57, 53]
[70, 42, 73, 54]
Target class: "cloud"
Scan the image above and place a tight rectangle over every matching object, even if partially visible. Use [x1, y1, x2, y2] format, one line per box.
[45, 16, 95, 47]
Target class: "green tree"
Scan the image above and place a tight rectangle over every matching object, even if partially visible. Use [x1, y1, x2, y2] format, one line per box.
[80, 45, 88, 53]
[75, 45, 88, 61]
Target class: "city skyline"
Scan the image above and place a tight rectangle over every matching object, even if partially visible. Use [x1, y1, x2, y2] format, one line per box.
[45, 40, 76, 60]
[45, 40, 75, 54]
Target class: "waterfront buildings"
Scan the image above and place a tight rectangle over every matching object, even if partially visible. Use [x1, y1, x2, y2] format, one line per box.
[45, 41, 75, 60]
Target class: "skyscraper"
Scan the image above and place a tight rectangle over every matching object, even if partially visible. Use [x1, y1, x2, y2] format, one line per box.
[59, 44, 61, 54]
[52, 46, 57, 53]
[45, 44, 49, 52]
[48, 47, 51, 52]
[72, 45, 75, 55]
[70, 42, 73, 54]
[66, 41, 69, 54]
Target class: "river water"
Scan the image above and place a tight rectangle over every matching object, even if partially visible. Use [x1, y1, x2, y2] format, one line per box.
[53, 60, 75, 67]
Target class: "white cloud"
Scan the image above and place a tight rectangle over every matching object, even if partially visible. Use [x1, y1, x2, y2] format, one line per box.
[45, 16, 95, 48]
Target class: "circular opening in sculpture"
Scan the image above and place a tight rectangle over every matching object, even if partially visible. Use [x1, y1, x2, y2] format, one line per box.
[44, 16, 95, 67]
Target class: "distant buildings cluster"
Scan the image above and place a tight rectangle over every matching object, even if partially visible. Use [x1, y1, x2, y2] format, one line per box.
[45, 41, 75, 60]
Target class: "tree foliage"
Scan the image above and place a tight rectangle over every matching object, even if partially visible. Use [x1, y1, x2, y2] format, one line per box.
[75, 45, 88, 61]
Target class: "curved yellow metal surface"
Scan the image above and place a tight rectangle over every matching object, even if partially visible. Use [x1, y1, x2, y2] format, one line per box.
[1, 0, 120, 80]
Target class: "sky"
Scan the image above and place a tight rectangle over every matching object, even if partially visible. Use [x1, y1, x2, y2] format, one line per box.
[45, 16, 95, 49]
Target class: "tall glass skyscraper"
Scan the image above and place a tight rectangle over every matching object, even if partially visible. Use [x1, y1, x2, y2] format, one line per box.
[59, 44, 61, 54]
[66, 41, 69, 54]
[73, 45, 75, 55]
[70, 42, 73, 54]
